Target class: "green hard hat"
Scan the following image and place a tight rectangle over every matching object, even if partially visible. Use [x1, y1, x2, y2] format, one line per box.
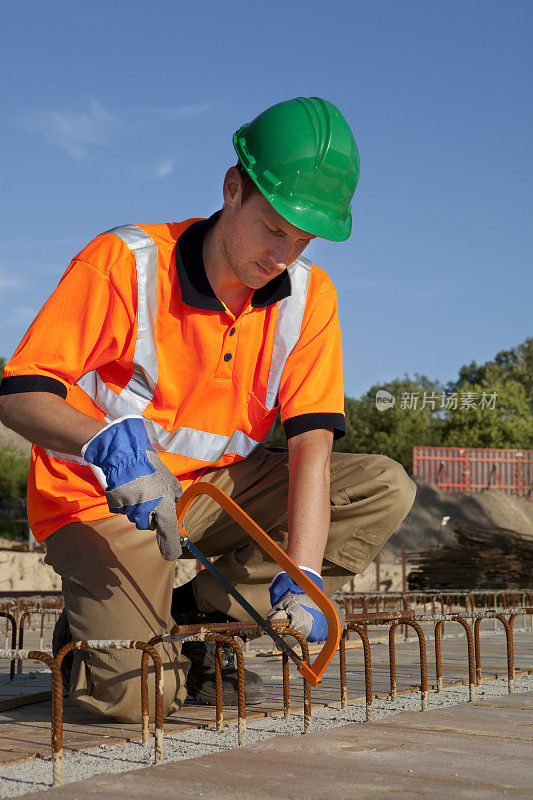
[233, 97, 359, 242]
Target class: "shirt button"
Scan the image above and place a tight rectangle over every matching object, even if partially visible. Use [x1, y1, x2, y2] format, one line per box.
[224, 353, 232, 362]
[229, 328, 236, 336]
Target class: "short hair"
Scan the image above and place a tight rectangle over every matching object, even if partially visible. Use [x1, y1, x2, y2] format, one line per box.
[236, 160, 259, 203]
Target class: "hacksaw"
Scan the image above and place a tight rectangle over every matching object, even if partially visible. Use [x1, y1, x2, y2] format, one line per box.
[175, 481, 341, 686]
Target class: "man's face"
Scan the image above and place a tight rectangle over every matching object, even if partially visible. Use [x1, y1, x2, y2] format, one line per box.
[221, 169, 315, 290]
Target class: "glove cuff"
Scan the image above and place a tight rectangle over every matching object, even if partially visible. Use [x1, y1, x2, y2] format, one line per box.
[269, 565, 321, 589]
[82, 415, 153, 489]
[269, 567, 323, 606]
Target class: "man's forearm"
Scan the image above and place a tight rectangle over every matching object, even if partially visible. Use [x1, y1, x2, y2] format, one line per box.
[0, 392, 104, 456]
[286, 429, 333, 573]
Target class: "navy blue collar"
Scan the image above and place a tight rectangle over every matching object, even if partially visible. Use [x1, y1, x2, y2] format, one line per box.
[175, 211, 292, 311]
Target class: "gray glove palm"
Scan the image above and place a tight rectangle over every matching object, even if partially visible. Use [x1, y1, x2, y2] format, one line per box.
[268, 594, 346, 642]
[267, 569, 346, 643]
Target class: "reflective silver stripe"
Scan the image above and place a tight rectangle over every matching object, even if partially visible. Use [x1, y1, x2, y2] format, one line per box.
[44, 449, 87, 465]
[143, 419, 261, 460]
[77, 370, 145, 422]
[94, 224, 159, 413]
[45, 418, 261, 464]
[265, 256, 312, 410]
[75, 371, 262, 460]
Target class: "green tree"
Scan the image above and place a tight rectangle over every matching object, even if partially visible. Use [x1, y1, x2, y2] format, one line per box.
[0, 357, 5, 378]
[450, 338, 533, 409]
[0, 448, 29, 498]
[0, 447, 30, 539]
[440, 378, 533, 448]
[337, 376, 444, 472]
[265, 375, 447, 472]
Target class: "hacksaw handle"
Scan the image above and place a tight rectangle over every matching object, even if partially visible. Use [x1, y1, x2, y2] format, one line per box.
[175, 481, 342, 686]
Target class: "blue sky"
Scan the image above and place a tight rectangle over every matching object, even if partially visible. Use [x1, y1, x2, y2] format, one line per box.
[1, 1, 531, 399]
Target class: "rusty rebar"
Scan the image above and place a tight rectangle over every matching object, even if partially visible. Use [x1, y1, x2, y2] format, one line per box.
[2, 597, 530, 774]
[279, 628, 312, 732]
[435, 617, 475, 700]
[402, 596, 410, 640]
[282, 651, 290, 718]
[346, 622, 373, 720]
[0, 648, 64, 785]
[17, 608, 65, 675]
[339, 631, 347, 709]
[56, 639, 164, 763]
[205, 634, 246, 746]
[409, 620, 428, 710]
[388, 623, 398, 700]
[495, 615, 515, 694]
[435, 620, 444, 692]
[0, 612, 17, 679]
[136, 643, 164, 760]
[452, 616, 476, 701]
[30, 651, 64, 786]
[140, 648, 150, 742]
[17, 610, 31, 675]
[474, 616, 483, 685]
[213, 641, 223, 731]
[389, 620, 428, 710]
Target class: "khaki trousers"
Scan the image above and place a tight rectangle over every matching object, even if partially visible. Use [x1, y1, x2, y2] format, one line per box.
[45, 446, 416, 722]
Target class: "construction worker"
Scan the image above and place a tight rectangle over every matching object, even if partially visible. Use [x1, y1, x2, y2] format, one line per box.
[0, 97, 416, 722]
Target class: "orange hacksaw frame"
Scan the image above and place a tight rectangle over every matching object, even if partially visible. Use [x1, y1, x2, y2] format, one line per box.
[175, 481, 341, 687]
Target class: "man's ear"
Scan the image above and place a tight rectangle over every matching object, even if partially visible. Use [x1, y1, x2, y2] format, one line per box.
[223, 166, 242, 208]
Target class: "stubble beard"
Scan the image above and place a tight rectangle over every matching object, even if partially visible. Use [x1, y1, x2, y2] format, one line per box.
[222, 236, 267, 291]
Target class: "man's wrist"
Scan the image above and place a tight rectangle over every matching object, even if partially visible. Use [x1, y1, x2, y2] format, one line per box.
[269, 565, 321, 588]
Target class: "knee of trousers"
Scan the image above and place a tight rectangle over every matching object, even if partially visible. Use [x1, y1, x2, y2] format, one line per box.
[325, 454, 417, 573]
[70, 646, 188, 724]
[375, 455, 418, 525]
[331, 453, 417, 523]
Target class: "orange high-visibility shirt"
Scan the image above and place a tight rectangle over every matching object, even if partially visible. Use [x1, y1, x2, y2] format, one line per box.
[0, 213, 345, 541]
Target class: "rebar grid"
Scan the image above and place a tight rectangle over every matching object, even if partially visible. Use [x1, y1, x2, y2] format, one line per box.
[334, 590, 533, 619]
[0, 601, 531, 787]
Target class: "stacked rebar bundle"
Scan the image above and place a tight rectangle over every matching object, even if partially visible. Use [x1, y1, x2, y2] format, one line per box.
[408, 520, 533, 590]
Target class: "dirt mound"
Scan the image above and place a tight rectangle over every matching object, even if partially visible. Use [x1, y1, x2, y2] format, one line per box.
[384, 477, 533, 561]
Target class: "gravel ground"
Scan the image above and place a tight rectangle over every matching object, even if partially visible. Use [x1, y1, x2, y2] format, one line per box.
[0, 673, 531, 797]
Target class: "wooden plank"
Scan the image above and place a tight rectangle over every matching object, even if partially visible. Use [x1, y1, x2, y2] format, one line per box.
[0, 691, 51, 711]
[20, 694, 533, 799]
[376, 705, 533, 740]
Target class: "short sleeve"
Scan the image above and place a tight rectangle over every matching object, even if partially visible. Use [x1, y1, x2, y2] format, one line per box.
[0, 233, 136, 397]
[278, 270, 345, 441]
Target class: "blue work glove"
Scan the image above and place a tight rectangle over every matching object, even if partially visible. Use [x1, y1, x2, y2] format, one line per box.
[267, 568, 329, 642]
[82, 415, 183, 561]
